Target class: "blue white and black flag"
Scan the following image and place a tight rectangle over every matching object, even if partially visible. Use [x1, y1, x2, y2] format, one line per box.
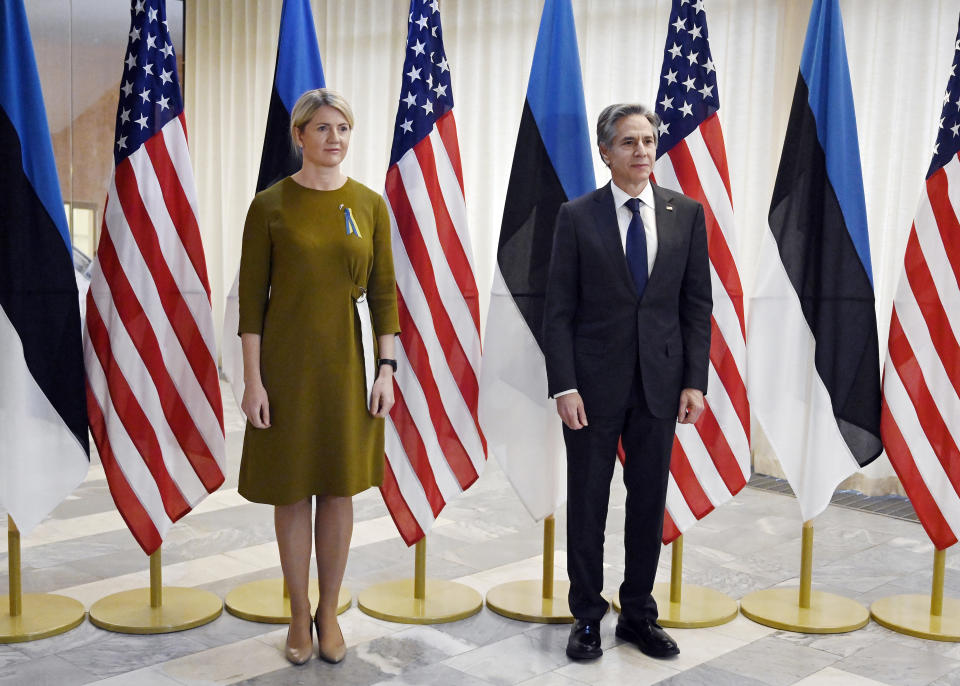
[748, 0, 882, 522]
[478, 0, 595, 521]
[0, 0, 90, 534]
[224, 0, 326, 406]
[255, 0, 326, 192]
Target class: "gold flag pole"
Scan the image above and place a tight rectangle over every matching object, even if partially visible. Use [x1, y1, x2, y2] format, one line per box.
[486, 514, 573, 623]
[358, 536, 482, 624]
[611, 535, 737, 627]
[9, 518, 21, 618]
[1, 516, 85, 643]
[150, 548, 162, 608]
[670, 537, 684, 604]
[414, 537, 427, 601]
[543, 514, 556, 600]
[871, 548, 960, 640]
[741, 520, 869, 633]
[88, 544, 223, 634]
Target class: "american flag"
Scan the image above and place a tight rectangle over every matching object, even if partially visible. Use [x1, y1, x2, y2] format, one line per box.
[881, 18, 960, 551]
[83, 0, 225, 555]
[652, 0, 750, 542]
[381, 0, 486, 545]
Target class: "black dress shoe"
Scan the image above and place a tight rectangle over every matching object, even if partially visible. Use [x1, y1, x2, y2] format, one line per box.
[566, 619, 603, 660]
[615, 616, 679, 658]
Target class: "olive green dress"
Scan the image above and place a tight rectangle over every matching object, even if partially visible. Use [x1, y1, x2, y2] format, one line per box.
[237, 177, 400, 504]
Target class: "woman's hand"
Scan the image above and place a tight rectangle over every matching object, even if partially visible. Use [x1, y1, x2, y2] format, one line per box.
[369, 369, 395, 418]
[242, 381, 271, 428]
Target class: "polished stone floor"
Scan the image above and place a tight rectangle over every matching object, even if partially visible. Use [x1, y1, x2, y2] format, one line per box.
[2, 384, 959, 685]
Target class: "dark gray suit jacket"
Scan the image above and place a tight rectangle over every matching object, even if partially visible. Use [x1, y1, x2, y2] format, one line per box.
[543, 181, 712, 419]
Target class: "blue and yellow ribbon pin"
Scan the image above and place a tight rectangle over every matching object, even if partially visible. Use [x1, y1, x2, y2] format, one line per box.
[340, 204, 362, 238]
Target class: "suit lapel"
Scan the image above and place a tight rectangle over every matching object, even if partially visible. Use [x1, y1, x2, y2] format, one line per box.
[592, 183, 636, 295]
[648, 183, 676, 289]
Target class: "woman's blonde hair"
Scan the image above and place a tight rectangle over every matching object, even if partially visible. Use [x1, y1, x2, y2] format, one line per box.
[289, 88, 355, 146]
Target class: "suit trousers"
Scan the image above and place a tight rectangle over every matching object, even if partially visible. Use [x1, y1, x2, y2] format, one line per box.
[564, 373, 676, 622]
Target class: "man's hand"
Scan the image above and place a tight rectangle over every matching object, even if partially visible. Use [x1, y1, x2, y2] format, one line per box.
[557, 392, 588, 430]
[677, 388, 704, 425]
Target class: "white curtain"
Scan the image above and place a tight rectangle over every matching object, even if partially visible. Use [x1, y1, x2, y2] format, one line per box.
[185, 0, 960, 496]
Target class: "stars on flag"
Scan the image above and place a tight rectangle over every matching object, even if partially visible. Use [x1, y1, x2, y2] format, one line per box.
[929, 31, 960, 176]
[654, 0, 720, 154]
[113, 0, 182, 163]
[390, 0, 454, 164]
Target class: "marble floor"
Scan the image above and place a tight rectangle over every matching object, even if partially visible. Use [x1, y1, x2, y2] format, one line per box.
[2, 384, 959, 685]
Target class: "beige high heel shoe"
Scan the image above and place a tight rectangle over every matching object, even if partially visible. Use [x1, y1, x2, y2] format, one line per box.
[284, 613, 314, 665]
[315, 609, 346, 664]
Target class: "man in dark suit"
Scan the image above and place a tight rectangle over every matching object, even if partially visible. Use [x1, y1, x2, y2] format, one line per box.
[543, 103, 712, 660]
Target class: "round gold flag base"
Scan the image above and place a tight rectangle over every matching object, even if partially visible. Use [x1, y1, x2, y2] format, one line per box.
[485, 580, 573, 623]
[611, 585, 738, 628]
[0, 593, 86, 643]
[225, 579, 351, 623]
[871, 595, 960, 642]
[358, 579, 482, 624]
[740, 588, 868, 634]
[89, 587, 222, 634]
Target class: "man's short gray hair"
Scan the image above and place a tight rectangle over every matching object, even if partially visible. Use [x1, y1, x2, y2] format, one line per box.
[596, 103, 660, 149]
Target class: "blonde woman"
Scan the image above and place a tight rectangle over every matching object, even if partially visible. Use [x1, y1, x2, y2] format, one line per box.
[237, 89, 399, 665]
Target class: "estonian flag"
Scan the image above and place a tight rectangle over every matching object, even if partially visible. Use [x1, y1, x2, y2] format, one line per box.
[747, 0, 882, 523]
[255, 0, 326, 192]
[223, 0, 326, 406]
[0, 0, 89, 534]
[478, 0, 594, 521]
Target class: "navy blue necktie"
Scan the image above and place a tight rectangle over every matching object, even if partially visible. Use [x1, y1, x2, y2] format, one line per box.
[625, 197, 648, 297]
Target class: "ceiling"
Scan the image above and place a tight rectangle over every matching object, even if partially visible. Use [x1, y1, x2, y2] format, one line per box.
[24, 0, 185, 132]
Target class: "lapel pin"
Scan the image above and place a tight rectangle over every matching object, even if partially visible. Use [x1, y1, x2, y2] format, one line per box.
[666, 204, 674, 212]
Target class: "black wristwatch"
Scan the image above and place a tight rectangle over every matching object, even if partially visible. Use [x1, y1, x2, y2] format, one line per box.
[378, 358, 398, 372]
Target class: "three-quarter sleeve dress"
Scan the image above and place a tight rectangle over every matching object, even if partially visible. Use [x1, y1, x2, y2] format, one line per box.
[237, 177, 400, 505]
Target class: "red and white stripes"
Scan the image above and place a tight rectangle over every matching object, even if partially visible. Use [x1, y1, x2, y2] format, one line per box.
[382, 112, 486, 545]
[653, 114, 750, 543]
[882, 155, 960, 550]
[84, 114, 225, 555]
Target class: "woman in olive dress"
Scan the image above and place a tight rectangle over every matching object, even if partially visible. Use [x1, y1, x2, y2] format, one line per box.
[238, 89, 399, 665]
